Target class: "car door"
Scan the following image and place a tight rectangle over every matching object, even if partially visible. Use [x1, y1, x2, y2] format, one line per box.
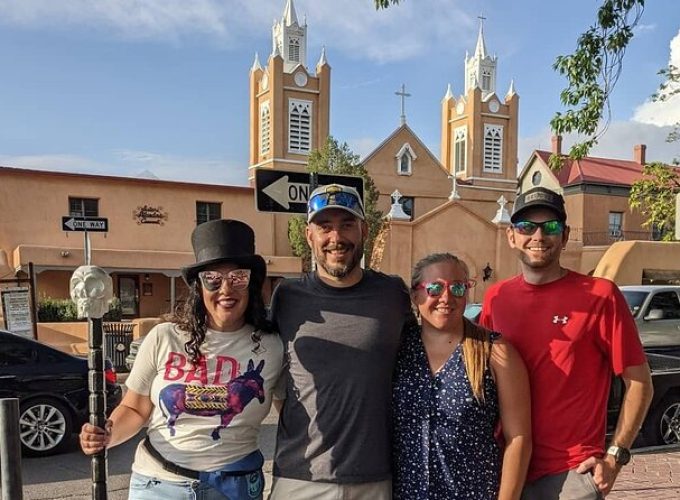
[639, 291, 680, 348]
[0, 332, 39, 399]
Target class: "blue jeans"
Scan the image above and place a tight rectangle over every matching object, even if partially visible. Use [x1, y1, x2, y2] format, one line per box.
[129, 471, 264, 500]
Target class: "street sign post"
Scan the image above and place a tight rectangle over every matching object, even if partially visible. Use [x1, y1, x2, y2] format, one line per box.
[62, 216, 109, 266]
[61, 217, 109, 232]
[255, 169, 364, 214]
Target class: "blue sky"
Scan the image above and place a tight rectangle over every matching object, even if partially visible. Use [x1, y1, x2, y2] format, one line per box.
[0, 0, 678, 186]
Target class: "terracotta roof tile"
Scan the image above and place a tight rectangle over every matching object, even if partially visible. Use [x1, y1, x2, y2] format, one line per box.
[535, 150, 645, 187]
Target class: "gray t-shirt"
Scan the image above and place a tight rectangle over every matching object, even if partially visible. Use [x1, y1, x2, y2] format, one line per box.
[271, 270, 413, 483]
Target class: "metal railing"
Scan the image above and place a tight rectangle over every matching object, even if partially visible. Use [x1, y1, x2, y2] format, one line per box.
[569, 230, 657, 246]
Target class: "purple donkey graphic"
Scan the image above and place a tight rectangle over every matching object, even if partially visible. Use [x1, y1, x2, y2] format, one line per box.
[159, 359, 265, 440]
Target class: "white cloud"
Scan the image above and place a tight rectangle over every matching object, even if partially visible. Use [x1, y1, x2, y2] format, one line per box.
[0, 151, 249, 186]
[0, 0, 473, 62]
[633, 29, 680, 127]
[349, 137, 381, 160]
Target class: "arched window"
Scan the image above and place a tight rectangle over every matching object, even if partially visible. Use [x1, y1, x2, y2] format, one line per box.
[395, 143, 417, 175]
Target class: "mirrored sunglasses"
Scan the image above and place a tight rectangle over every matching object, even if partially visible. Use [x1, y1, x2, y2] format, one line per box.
[198, 269, 251, 292]
[512, 219, 565, 236]
[415, 279, 476, 298]
[308, 191, 363, 216]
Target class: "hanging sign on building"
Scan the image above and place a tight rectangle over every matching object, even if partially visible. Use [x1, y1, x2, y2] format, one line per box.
[1, 287, 33, 338]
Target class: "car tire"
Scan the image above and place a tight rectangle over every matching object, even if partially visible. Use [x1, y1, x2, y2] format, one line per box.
[19, 398, 74, 457]
[641, 395, 680, 446]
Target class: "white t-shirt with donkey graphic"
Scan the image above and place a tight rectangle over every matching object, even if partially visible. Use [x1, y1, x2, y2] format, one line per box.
[126, 322, 283, 480]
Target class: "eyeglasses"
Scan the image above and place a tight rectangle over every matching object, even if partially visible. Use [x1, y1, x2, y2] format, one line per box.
[308, 191, 364, 217]
[198, 269, 251, 292]
[415, 279, 476, 298]
[512, 220, 565, 236]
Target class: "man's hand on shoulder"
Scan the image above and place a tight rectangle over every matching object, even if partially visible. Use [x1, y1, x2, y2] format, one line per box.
[576, 455, 620, 496]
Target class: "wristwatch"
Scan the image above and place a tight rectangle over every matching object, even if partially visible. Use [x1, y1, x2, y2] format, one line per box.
[606, 445, 631, 466]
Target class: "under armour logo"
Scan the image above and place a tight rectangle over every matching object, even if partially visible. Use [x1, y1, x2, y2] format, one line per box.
[553, 315, 569, 324]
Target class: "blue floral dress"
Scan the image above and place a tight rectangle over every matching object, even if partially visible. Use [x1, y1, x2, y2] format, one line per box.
[392, 322, 501, 499]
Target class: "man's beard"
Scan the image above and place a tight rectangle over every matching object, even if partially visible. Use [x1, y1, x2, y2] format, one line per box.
[316, 241, 364, 279]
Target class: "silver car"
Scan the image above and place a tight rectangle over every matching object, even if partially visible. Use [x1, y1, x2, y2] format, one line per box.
[620, 285, 680, 348]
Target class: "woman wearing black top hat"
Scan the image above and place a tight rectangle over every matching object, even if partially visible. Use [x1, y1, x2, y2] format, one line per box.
[79, 219, 283, 500]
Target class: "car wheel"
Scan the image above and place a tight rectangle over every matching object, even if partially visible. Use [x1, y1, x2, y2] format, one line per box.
[19, 399, 73, 457]
[642, 396, 680, 446]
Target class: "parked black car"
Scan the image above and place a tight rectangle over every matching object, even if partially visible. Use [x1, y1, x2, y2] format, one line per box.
[608, 351, 680, 447]
[0, 329, 123, 457]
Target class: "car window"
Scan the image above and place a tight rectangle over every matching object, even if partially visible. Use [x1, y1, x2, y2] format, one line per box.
[0, 340, 38, 366]
[622, 291, 648, 316]
[646, 291, 680, 320]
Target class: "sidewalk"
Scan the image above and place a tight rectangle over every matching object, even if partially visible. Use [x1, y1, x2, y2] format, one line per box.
[608, 447, 680, 499]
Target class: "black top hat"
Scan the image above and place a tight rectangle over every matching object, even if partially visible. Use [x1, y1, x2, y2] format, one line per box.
[511, 187, 567, 223]
[181, 219, 267, 285]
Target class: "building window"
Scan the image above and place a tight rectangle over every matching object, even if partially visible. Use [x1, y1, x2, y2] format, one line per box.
[483, 124, 503, 172]
[288, 99, 312, 154]
[69, 197, 99, 217]
[260, 101, 271, 156]
[482, 70, 491, 91]
[289, 38, 300, 62]
[454, 126, 467, 174]
[400, 196, 414, 219]
[395, 143, 417, 176]
[196, 202, 221, 226]
[608, 212, 623, 238]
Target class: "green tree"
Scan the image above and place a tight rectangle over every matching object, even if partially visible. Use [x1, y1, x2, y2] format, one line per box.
[288, 136, 385, 271]
[549, 0, 645, 169]
[374, 0, 401, 9]
[629, 162, 680, 241]
[629, 63, 680, 240]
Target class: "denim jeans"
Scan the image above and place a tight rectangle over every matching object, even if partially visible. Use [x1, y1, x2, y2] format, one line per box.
[129, 471, 264, 500]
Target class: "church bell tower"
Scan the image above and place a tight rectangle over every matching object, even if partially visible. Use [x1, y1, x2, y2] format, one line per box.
[440, 18, 519, 190]
[248, 0, 331, 183]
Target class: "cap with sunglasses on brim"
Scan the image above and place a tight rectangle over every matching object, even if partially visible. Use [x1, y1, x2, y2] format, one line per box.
[307, 183, 365, 223]
[511, 186, 567, 223]
[181, 219, 266, 286]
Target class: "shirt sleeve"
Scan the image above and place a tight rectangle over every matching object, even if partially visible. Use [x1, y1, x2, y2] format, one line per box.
[597, 282, 647, 375]
[125, 325, 161, 396]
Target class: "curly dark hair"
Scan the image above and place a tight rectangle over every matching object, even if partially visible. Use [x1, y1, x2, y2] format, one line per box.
[170, 268, 273, 366]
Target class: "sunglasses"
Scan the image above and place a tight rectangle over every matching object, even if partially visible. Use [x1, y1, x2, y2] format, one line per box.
[308, 191, 364, 216]
[198, 269, 251, 292]
[415, 279, 476, 298]
[512, 219, 565, 236]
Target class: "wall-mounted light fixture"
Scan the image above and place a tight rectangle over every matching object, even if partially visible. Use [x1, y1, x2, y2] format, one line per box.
[60, 250, 70, 258]
[482, 263, 493, 282]
[144, 273, 151, 282]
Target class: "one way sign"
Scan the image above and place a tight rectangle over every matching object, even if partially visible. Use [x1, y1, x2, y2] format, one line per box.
[62, 216, 109, 232]
[255, 169, 364, 214]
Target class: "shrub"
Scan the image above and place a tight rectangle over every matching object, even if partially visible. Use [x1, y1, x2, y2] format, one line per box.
[37, 296, 122, 322]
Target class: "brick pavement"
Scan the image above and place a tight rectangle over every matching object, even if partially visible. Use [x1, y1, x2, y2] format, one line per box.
[608, 447, 680, 499]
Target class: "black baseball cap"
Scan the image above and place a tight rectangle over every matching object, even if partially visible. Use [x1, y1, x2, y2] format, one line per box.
[511, 187, 567, 223]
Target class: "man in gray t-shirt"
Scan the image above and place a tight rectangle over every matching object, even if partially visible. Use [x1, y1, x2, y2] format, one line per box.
[268, 184, 413, 500]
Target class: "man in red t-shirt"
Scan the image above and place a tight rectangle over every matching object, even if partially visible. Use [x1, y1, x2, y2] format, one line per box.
[480, 186, 653, 499]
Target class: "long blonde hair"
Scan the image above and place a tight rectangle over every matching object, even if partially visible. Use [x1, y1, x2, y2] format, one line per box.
[411, 253, 493, 402]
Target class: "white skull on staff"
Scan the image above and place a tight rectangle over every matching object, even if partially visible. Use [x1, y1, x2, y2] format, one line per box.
[69, 266, 113, 319]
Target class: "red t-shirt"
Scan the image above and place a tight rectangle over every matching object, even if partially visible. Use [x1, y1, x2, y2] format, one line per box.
[479, 271, 646, 482]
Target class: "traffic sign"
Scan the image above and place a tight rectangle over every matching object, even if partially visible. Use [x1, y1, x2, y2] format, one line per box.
[255, 169, 364, 214]
[62, 216, 109, 232]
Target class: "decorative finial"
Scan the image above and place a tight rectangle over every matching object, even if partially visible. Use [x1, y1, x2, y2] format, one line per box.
[251, 52, 262, 72]
[492, 195, 511, 224]
[317, 46, 328, 67]
[443, 83, 453, 101]
[387, 189, 410, 220]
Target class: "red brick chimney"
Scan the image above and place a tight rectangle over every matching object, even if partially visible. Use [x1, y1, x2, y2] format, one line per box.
[634, 144, 646, 165]
[551, 135, 562, 155]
